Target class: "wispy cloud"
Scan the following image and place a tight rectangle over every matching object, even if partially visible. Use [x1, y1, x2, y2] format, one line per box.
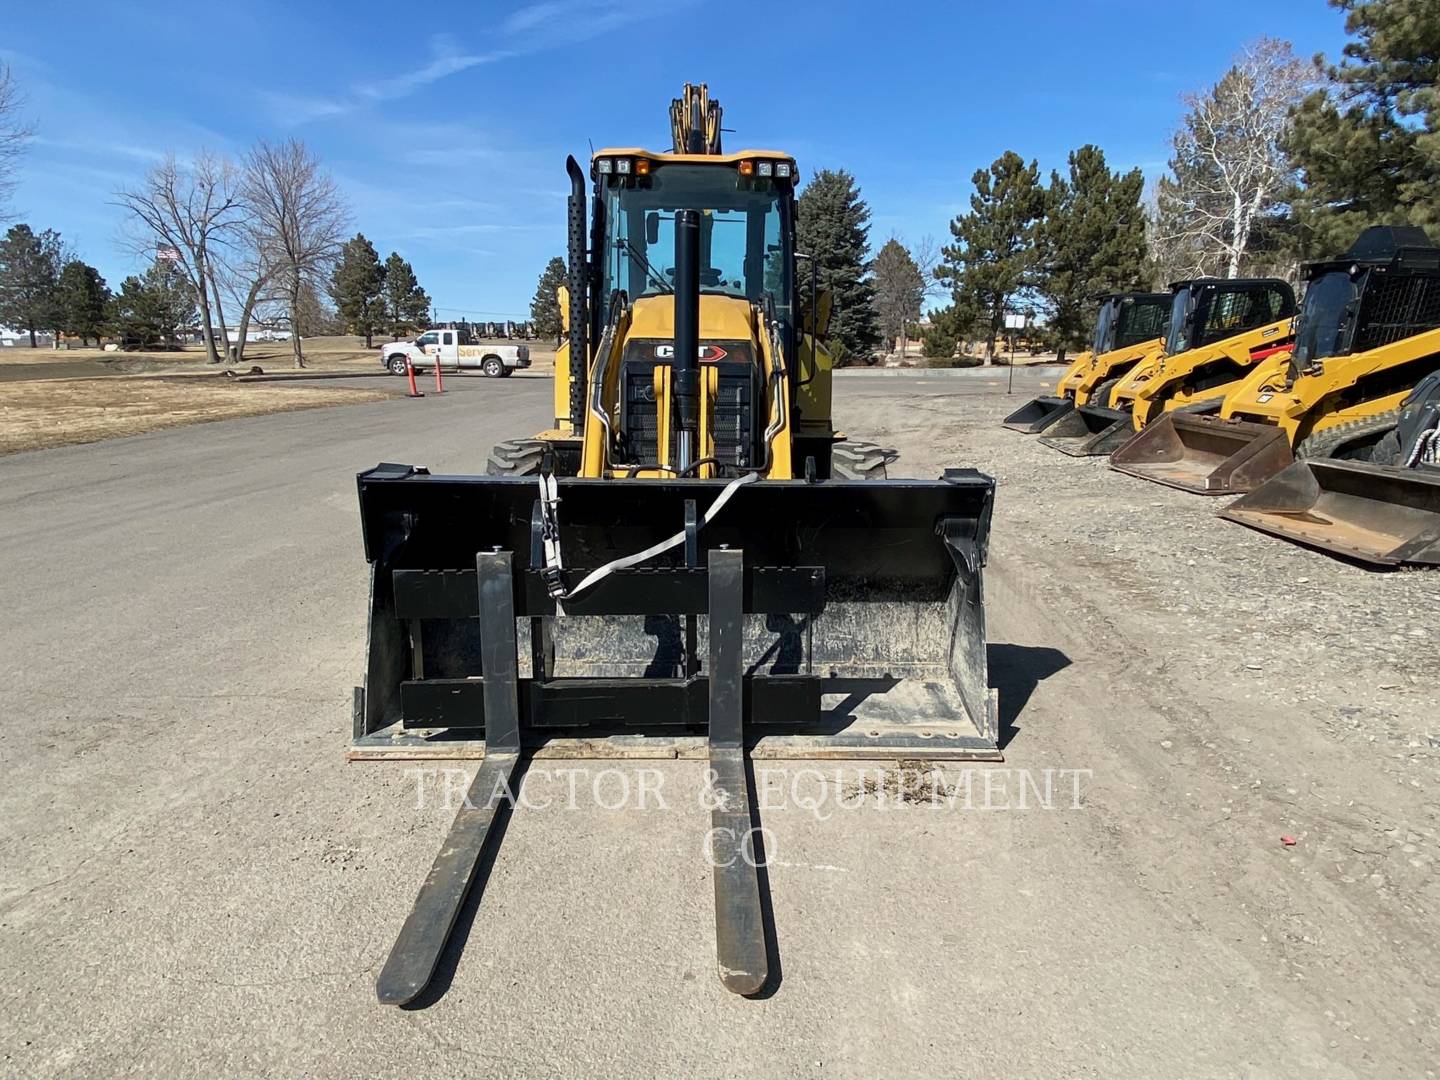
[31, 136, 166, 164]
[263, 1, 695, 124]
[353, 34, 511, 102]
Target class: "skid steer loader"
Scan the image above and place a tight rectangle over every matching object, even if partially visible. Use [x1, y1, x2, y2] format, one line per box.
[1110, 226, 1440, 494]
[352, 84, 998, 1006]
[1038, 277, 1295, 457]
[1218, 371, 1440, 565]
[1001, 292, 1169, 433]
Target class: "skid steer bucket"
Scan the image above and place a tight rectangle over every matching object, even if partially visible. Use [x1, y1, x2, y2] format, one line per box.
[1108, 413, 1293, 494]
[1037, 404, 1135, 457]
[1002, 394, 1073, 433]
[354, 463, 998, 1004]
[1219, 458, 1440, 566]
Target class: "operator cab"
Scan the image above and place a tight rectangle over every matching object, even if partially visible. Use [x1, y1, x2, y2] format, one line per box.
[590, 150, 799, 472]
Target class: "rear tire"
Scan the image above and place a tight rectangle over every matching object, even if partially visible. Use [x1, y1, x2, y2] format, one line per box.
[830, 439, 899, 480]
[1089, 378, 1121, 410]
[1296, 411, 1400, 462]
[486, 438, 548, 476]
[482, 356, 504, 378]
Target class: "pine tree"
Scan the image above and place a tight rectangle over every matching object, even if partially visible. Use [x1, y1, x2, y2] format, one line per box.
[0, 224, 64, 347]
[55, 260, 110, 345]
[111, 260, 197, 348]
[381, 252, 430, 337]
[796, 169, 880, 363]
[1286, 0, 1440, 258]
[330, 233, 387, 347]
[530, 256, 566, 343]
[870, 239, 925, 355]
[940, 152, 1044, 362]
[1037, 146, 1149, 360]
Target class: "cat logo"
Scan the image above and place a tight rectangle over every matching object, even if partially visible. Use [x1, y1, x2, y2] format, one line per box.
[655, 344, 729, 362]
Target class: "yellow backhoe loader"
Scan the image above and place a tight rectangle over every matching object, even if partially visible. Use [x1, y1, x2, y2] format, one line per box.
[1111, 226, 1440, 495]
[1001, 292, 1169, 432]
[1038, 277, 1295, 456]
[351, 84, 998, 1006]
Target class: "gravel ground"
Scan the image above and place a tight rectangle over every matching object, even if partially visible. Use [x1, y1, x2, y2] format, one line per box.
[1, 372, 1436, 1078]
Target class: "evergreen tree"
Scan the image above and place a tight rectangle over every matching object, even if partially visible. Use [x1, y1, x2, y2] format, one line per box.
[0, 223, 64, 347]
[330, 233, 387, 347]
[530, 255, 566, 343]
[939, 152, 1044, 362]
[55, 260, 110, 345]
[112, 260, 197, 348]
[1286, 0, 1440, 257]
[381, 252, 430, 336]
[796, 169, 880, 363]
[1037, 146, 1149, 359]
[870, 239, 925, 355]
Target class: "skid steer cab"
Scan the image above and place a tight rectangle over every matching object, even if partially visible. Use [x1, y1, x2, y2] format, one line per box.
[353, 83, 998, 1008]
[1042, 277, 1296, 458]
[1110, 225, 1440, 496]
[1003, 291, 1169, 433]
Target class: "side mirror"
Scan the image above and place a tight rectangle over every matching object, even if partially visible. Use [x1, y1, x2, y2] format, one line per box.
[645, 212, 660, 246]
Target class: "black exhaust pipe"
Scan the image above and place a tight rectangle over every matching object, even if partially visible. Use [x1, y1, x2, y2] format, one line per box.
[673, 208, 701, 472]
[564, 155, 588, 433]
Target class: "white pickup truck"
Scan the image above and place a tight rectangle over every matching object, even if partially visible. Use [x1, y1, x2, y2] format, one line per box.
[381, 328, 530, 378]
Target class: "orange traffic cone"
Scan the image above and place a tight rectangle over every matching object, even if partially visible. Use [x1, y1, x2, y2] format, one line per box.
[406, 359, 424, 398]
[433, 361, 446, 394]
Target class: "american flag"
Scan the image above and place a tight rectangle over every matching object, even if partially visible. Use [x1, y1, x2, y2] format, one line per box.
[156, 245, 181, 262]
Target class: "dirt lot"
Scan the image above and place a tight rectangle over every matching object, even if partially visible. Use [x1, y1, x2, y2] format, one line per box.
[0, 337, 557, 454]
[1, 371, 1436, 1077]
[0, 377, 392, 455]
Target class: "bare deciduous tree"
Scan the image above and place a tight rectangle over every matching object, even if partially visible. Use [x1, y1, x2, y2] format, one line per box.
[114, 152, 245, 362]
[243, 139, 348, 368]
[1154, 38, 1316, 279]
[0, 62, 34, 221]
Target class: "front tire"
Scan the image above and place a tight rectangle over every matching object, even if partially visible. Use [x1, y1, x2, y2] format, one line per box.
[482, 356, 504, 378]
[387, 355, 409, 376]
[486, 439, 548, 476]
[830, 439, 899, 480]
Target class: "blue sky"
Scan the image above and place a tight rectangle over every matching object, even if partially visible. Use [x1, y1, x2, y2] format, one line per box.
[4, 0, 1347, 321]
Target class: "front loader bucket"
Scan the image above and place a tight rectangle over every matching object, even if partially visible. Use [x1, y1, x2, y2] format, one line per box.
[1220, 458, 1440, 566]
[354, 463, 998, 1005]
[1003, 394, 1073, 433]
[1108, 413, 1293, 494]
[354, 465, 999, 758]
[1037, 404, 1135, 457]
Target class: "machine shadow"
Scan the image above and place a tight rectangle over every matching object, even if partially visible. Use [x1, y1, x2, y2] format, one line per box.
[987, 643, 1072, 750]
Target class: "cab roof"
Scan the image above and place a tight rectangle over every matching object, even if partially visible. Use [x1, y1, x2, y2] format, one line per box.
[592, 147, 796, 167]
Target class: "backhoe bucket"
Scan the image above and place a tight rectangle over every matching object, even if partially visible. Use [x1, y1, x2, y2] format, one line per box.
[1219, 458, 1440, 566]
[1108, 413, 1293, 494]
[1037, 404, 1135, 457]
[354, 465, 998, 759]
[1003, 394, 1073, 433]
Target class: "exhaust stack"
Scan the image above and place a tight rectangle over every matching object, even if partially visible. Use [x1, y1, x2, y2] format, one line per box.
[672, 208, 701, 472]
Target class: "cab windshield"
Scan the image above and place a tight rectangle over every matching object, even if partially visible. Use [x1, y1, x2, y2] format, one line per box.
[1165, 288, 1196, 355]
[1090, 300, 1118, 354]
[1292, 270, 1356, 364]
[599, 164, 792, 318]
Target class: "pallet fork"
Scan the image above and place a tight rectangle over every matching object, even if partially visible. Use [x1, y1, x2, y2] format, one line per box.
[354, 465, 999, 1004]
